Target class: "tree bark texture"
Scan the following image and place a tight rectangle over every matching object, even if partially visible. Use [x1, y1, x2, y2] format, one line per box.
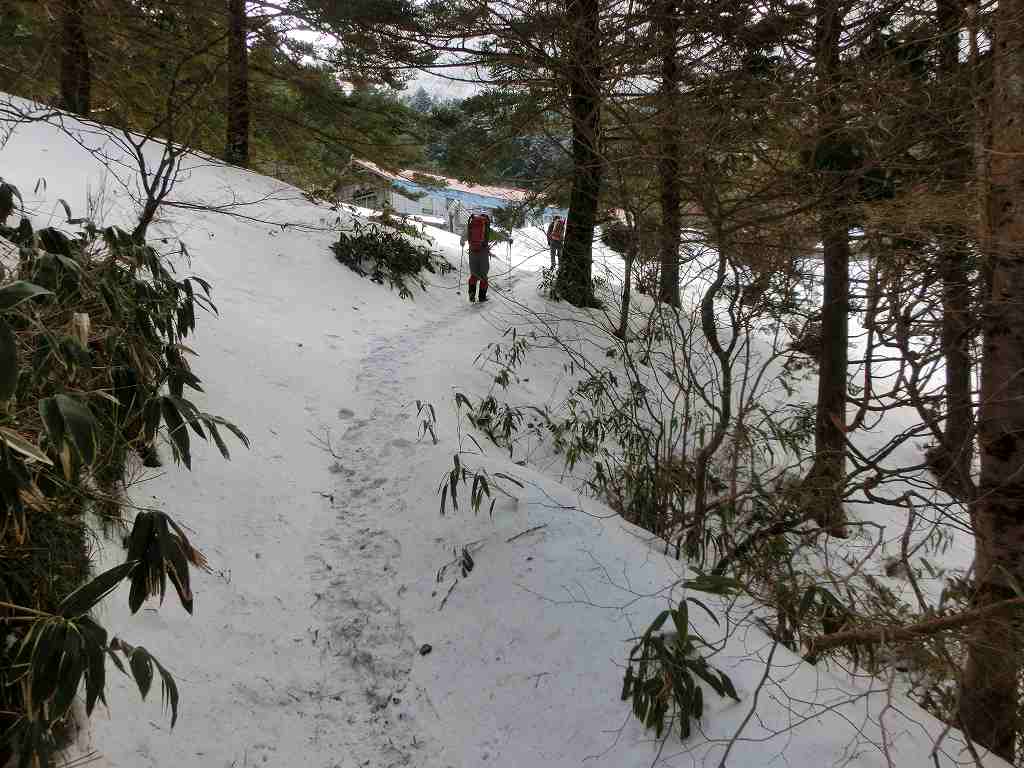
[803, 0, 849, 537]
[59, 0, 91, 116]
[938, 235, 975, 501]
[959, 0, 1024, 758]
[556, 0, 601, 308]
[656, 0, 681, 308]
[225, 0, 250, 167]
[615, 217, 637, 339]
[935, 0, 976, 503]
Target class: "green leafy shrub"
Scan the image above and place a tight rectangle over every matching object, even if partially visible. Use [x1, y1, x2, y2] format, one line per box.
[0, 180, 247, 767]
[460, 393, 530, 458]
[450, 329, 548, 460]
[436, 452, 523, 517]
[622, 577, 740, 740]
[415, 400, 438, 445]
[543, 366, 703, 539]
[537, 266, 556, 296]
[367, 210, 428, 240]
[331, 220, 452, 299]
[490, 204, 525, 233]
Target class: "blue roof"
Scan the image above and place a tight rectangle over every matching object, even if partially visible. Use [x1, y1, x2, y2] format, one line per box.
[393, 180, 566, 218]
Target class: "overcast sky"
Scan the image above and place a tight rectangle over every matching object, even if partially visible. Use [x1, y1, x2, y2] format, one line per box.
[286, 24, 483, 101]
[408, 66, 484, 100]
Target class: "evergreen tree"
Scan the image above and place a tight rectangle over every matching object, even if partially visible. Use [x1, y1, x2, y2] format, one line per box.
[934, 0, 976, 503]
[654, 0, 681, 308]
[408, 86, 435, 114]
[960, 0, 1024, 755]
[555, 0, 603, 308]
[800, 0, 852, 538]
[225, 0, 250, 166]
[59, 0, 91, 115]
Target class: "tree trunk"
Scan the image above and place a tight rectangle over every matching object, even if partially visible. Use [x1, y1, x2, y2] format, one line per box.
[225, 0, 250, 167]
[615, 216, 637, 339]
[133, 197, 160, 244]
[805, 214, 850, 534]
[686, 229, 733, 559]
[802, 0, 849, 537]
[938, 237, 974, 500]
[959, 0, 1024, 757]
[556, 0, 602, 308]
[59, 0, 91, 116]
[656, 0, 681, 307]
[935, 0, 976, 502]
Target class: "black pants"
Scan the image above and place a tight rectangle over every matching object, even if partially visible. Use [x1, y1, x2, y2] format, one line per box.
[469, 247, 490, 280]
[549, 241, 562, 268]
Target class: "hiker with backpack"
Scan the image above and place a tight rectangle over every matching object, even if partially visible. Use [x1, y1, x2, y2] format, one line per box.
[460, 212, 492, 303]
[546, 215, 565, 269]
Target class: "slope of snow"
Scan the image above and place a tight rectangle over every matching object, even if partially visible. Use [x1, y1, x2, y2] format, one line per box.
[0, 106, 997, 768]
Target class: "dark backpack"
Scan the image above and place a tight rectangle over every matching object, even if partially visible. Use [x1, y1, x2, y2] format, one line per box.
[468, 214, 489, 249]
[549, 218, 564, 240]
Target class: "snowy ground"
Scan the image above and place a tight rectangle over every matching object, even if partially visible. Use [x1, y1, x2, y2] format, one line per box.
[0, 108, 999, 768]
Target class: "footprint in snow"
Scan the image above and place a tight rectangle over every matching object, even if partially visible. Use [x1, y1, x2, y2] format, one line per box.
[343, 421, 371, 439]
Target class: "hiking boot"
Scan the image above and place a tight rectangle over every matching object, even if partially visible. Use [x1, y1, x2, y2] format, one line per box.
[479, 284, 488, 302]
[469, 282, 477, 302]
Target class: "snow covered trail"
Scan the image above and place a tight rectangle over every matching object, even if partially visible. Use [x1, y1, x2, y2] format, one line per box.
[297, 301, 494, 768]
[82, 219, 457, 766]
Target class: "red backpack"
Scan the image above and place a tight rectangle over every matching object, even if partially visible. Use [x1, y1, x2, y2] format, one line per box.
[468, 214, 489, 249]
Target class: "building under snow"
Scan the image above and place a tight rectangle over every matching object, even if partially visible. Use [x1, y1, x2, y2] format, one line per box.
[336, 158, 567, 232]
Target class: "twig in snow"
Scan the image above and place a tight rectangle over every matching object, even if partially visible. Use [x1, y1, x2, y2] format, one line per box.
[506, 523, 548, 543]
[527, 671, 550, 689]
[715, 637, 782, 768]
[62, 750, 101, 768]
[308, 427, 343, 459]
[436, 540, 483, 582]
[439, 579, 458, 611]
[879, 667, 899, 768]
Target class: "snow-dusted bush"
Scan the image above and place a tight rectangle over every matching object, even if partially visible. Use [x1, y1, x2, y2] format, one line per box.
[331, 219, 452, 300]
[622, 580, 740, 740]
[0, 181, 246, 767]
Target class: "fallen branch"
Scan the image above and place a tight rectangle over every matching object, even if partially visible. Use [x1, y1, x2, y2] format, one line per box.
[506, 523, 548, 543]
[439, 579, 458, 611]
[807, 596, 1024, 656]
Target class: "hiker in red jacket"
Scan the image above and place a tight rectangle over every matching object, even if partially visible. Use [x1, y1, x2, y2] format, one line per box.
[546, 215, 565, 269]
[548, 214, 565, 270]
[460, 213, 492, 302]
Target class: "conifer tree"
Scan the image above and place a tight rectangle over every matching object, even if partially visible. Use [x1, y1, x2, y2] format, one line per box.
[960, 0, 1024, 755]
[226, 0, 250, 166]
[800, 0, 851, 537]
[555, 0, 604, 308]
[59, 0, 91, 115]
[654, 0, 681, 308]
